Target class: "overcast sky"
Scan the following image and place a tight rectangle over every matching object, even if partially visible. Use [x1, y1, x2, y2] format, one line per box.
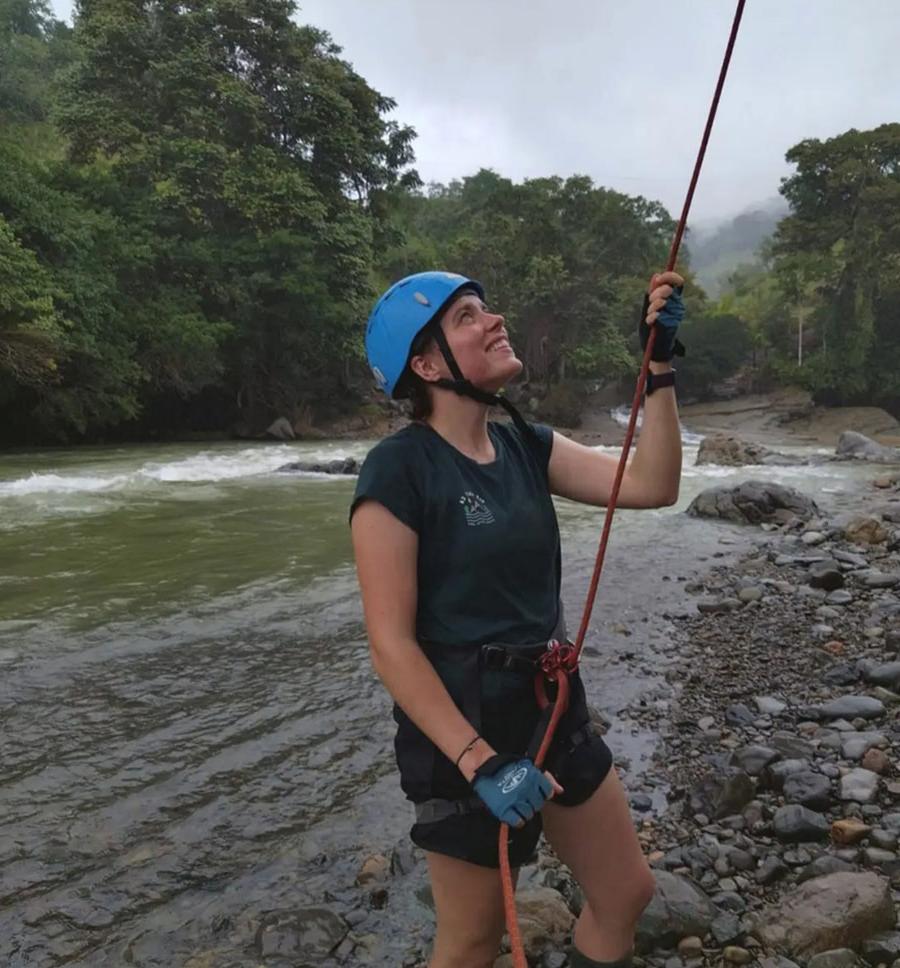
[49, 0, 900, 223]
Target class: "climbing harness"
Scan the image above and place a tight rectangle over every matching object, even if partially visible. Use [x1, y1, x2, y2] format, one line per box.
[498, 3, 748, 964]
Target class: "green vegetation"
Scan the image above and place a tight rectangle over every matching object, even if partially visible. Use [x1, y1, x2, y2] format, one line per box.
[1, 0, 897, 444]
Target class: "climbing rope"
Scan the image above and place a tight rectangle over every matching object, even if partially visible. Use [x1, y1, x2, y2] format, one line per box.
[499, 3, 748, 963]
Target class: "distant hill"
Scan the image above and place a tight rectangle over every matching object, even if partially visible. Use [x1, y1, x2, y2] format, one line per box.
[688, 198, 788, 296]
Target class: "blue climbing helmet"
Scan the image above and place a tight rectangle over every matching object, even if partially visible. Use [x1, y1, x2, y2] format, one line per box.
[365, 271, 484, 399]
[365, 270, 535, 439]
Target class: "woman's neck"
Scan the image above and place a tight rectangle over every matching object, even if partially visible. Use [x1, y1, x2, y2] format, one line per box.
[424, 395, 495, 463]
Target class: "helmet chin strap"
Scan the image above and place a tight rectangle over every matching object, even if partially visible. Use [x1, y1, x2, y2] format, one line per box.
[429, 324, 536, 441]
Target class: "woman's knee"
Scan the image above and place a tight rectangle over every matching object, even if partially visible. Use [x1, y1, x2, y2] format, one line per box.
[583, 859, 656, 926]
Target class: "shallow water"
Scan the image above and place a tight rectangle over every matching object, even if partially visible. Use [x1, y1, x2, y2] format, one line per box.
[0, 433, 876, 966]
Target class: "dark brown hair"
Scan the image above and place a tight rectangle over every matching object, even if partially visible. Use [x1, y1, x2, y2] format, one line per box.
[400, 324, 437, 421]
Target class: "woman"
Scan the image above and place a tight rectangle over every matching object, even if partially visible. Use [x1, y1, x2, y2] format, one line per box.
[350, 270, 684, 968]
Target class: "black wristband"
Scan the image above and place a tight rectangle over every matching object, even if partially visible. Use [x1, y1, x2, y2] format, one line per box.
[454, 734, 482, 769]
[646, 369, 676, 396]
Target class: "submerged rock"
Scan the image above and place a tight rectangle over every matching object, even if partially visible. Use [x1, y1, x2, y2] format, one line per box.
[696, 434, 786, 467]
[277, 457, 361, 475]
[836, 431, 900, 463]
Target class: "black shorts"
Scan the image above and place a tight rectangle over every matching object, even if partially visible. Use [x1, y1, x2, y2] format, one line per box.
[410, 725, 614, 868]
[396, 669, 615, 869]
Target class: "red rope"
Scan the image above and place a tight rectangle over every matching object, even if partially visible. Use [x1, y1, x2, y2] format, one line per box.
[499, 3, 747, 964]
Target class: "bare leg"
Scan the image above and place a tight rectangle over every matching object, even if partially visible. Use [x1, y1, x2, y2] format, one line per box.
[542, 768, 655, 961]
[425, 850, 518, 968]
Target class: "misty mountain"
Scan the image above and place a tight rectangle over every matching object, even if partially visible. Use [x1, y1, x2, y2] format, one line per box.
[687, 198, 788, 296]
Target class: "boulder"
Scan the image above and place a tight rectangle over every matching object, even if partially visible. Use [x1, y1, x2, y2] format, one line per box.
[844, 517, 890, 545]
[696, 434, 783, 467]
[836, 431, 900, 463]
[687, 481, 819, 526]
[635, 871, 715, 955]
[265, 416, 295, 440]
[752, 872, 895, 958]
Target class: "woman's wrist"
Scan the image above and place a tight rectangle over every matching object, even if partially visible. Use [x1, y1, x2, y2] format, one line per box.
[458, 738, 496, 783]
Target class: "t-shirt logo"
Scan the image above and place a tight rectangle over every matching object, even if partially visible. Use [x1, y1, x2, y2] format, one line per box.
[459, 491, 495, 527]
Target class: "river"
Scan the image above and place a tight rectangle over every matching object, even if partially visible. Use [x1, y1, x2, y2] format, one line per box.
[0, 431, 875, 966]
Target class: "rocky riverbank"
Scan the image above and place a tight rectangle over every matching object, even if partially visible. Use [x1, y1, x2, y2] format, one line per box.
[326, 470, 900, 968]
[489, 477, 900, 967]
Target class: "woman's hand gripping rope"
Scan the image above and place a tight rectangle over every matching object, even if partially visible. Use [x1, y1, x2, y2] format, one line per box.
[472, 755, 563, 827]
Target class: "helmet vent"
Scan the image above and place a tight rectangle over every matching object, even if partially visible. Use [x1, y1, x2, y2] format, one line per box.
[413, 291, 431, 306]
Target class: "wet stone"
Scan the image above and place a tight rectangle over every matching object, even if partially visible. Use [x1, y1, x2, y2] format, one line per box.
[256, 908, 349, 960]
[809, 561, 845, 591]
[826, 590, 855, 606]
[808, 697, 885, 721]
[783, 772, 833, 811]
[764, 758, 810, 791]
[755, 854, 789, 884]
[731, 745, 779, 776]
[771, 732, 816, 759]
[774, 804, 830, 842]
[711, 911, 743, 945]
[861, 931, 900, 964]
[840, 769, 880, 803]
[797, 855, 858, 882]
[806, 950, 859, 968]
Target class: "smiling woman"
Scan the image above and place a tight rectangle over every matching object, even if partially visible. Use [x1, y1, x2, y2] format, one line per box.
[350, 269, 684, 967]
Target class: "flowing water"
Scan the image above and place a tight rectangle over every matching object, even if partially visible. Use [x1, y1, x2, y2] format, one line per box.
[0, 431, 875, 966]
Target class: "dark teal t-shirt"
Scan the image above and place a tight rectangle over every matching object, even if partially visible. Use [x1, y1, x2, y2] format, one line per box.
[350, 421, 561, 648]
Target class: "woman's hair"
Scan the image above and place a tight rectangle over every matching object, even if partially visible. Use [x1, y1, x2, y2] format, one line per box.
[402, 325, 436, 421]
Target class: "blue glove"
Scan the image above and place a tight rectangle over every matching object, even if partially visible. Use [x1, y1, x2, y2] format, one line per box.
[472, 754, 553, 825]
[638, 285, 686, 362]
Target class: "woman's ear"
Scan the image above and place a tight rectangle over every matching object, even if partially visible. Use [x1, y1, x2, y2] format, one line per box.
[409, 350, 442, 384]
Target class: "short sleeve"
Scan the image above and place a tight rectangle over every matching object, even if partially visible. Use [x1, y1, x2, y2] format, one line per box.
[349, 435, 423, 533]
[527, 422, 554, 476]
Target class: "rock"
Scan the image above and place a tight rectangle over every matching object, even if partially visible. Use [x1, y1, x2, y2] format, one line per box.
[687, 481, 819, 526]
[256, 908, 349, 960]
[826, 590, 855, 606]
[859, 571, 900, 589]
[756, 696, 787, 716]
[832, 819, 874, 846]
[751, 872, 895, 957]
[783, 772, 833, 811]
[861, 931, 900, 964]
[845, 517, 890, 545]
[266, 416, 295, 440]
[809, 561, 846, 591]
[635, 871, 715, 955]
[774, 804, 830, 842]
[356, 854, 390, 886]
[862, 662, 900, 690]
[806, 697, 885, 721]
[711, 911, 743, 945]
[725, 703, 756, 726]
[277, 457, 361, 475]
[739, 586, 764, 603]
[803, 531, 828, 545]
[842, 733, 888, 760]
[677, 936, 705, 959]
[798, 856, 858, 882]
[841, 769, 880, 804]
[689, 769, 756, 820]
[862, 749, 890, 775]
[696, 434, 779, 467]
[836, 431, 900, 463]
[765, 759, 811, 792]
[806, 950, 860, 968]
[756, 854, 789, 885]
[514, 887, 575, 953]
[771, 732, 816, 759]
[723, 946, 753, 964]
[698, 598, 743, 614]
[732, 745, 780, 776]
[869, 828, 898, 850]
